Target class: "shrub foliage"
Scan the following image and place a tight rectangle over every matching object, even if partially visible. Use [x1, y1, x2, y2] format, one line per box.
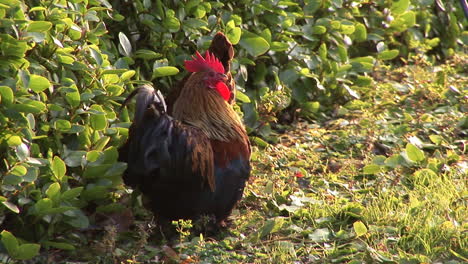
[0, 0, 466, 261]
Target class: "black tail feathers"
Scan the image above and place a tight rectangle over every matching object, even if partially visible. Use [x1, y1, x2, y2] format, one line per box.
[121, 84, 167, 125]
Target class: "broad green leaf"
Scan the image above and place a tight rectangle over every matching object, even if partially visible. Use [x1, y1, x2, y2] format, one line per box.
[308, 228, 331, 242]
[239, 31, 270, 57]
[385, 154, 405, 168]
[118, 32, 132, 56]
[57, 55, 74, 64]
[429, 135, 444, 145]
[65, 90, 80, 108]
[62, 187, 83, 200]
[400, 11, 416, 28]
[68, 125, 85, 134]
[302, 101, 320, 114]
[86, 150, 101, 162]
[102, 146, 119, 163]
[43, 207, 75, 215]
[26, 32, 46, 43]
[305, 0, 321, 14]
[318, 43, 327, 60]
[89, 105, 107, 131]
[3, 175, 22, 185]
[134, 49, 161, 60]
[353, 221, 368, 237]
[363, 164, 381, 174]
[0, 86, 14, 106]
[252, 136, 268, 148]
[185, 0, 201, 14]
[152, 66, 179, 79]
[66, 209, 90, 228]
[372, 156, 386, 166]
[61, 79, 80, 108]
[184, 18, 208, 29]
[89, 47, 103, 66]
[93, 136, 110, 151]
[93, 22, 107, 36]
[192, 5, 206, 18]
[270, 42, 289, 52]
[46, 182, 61, 201]
[406, 143, 425, 162]
[52, 156, 66, 181]
[16, 143, 30, 161]
[54, 119, 71, 132]
[33, 198, 53, 213]
[426, 38, 440, 48]
[351, 62, 374, 73]
[226, 27, 241, 45]
[6, 135, 21, 146]
[236, 90, 251, 103]
[64, 150, 86, 167]
[338, 64, 352, 72]
[10, 100, 46, 113]
[29, 7, 46, 12]
[0, 34, 28, 58]
[104, 162, 127, 178]
[1, 230, 19, 256]
[355, 76, 373, 86]
[280, 69, 299, 84]
[43, 241, 75, 250]
[83, 164, 111, 179]
[15, 243, 40, 260]
[2, 201, 20, 213]
[26, 21, 52, 32]
[391, 0, 410, 14]
[23, 167, 38, 182]
[163, 16, 180, 33]
[340, 23, 355, 35]
[84, 11, 99, 22]
[107, 84, 124, 96]
[120, 70, 135, 81]
[82, 185, 109, 200]
[331, 20, 341, 29]
[350, 56, 375, 64]
[252, 217, 285, 242]
[378, 49, 399, 60]
[29, 74, 50, 93]
[103, 69, 128, 74]
[259, 28, 272, 43]
[201, 2, 212, 12]
[354, 23, 367, 42]
[103, 73, 119, 84]
[337, 44, 348, 62]
[312, 25, 326, 34]
[11, 165, 27, 176]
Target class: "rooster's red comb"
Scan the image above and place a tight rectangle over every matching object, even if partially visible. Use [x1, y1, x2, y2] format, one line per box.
[184, 51, 225, 74]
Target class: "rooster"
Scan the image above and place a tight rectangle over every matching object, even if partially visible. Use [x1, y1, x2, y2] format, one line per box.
[118, 42, 251, 227]
[166, 32, 236, 113]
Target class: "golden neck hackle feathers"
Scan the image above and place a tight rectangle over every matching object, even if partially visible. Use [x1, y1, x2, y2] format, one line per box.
[172, 72, 246, 142]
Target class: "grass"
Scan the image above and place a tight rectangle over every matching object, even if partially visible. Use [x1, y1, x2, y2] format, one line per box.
[35, 55, 467, 263]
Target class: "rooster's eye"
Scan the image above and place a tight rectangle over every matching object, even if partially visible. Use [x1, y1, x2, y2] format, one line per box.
[208, 72, 215, 77]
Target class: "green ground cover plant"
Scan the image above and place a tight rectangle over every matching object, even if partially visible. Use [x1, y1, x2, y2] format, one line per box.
[0, 0, 466, 263]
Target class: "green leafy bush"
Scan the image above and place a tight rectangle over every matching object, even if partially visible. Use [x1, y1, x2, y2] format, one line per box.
[106, 0, 467, 132]
[0, 0, 131, 260]
[0, 0, 466, 261]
